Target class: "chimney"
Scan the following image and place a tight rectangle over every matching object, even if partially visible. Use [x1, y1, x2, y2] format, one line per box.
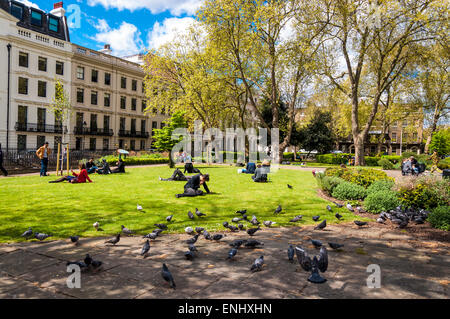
[50, 2, 65, 17]
[99, 44, 112, 55]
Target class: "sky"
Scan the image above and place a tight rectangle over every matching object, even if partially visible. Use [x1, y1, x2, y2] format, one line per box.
[16, 0, 202, 57]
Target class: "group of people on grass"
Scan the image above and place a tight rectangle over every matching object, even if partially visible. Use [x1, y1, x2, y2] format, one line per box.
[239, 160, 271, 183]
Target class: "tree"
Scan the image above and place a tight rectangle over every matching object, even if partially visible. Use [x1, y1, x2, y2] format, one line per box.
[429, 128, 450, 156]
[298, 111, 335, 155]
[303, 0, 447, 165]
[49, 79, 72, 151]
[153, 111, 188, 168]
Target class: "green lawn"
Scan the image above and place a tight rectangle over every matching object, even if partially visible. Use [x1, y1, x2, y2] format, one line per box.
[0, 166, 371, 243]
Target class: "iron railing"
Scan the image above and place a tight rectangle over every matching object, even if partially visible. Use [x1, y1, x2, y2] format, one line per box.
[15, 122, 68, 134]
[119, 130, 149, 138]
[73, 127, 114, 136]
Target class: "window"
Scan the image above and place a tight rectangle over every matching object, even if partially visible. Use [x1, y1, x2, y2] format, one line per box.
[403, 133, 408, 141]
[120, 96, 126, 109]
[56, 61, 64, 75]
[142, 82, 145, 94]
[30, 10, 43, 27]
[89, 138, 96, 151]
[76, 112, 84, 129]
[38, 57, 47, 71]
[140, 140, 145, 151]
[130, 140, 136, 151]
[92, 70, 98, 82]
[161, 122, 166, 128]
[18, 77, 28, 95]
[18, 105, 28, 126]
[120, 118, 126, 131]
[132, 80, 137, 91]
[104, 116, 110, 131]
[403, 120, 408, 127]
[37, 136, 45, 149]
[19, 52, 28, 67]
[76, 137, 82, 150]
[141, 120, 146, 133]
[152, 121, 158, 136]
[91, 91, 98, 105]
[131, 119, 136, 133]
[392, 121, 398, 128]
[413, 132, 418, 141]
[37, 108, 46, 131]
[54, 136, 62, 150]
[90, 114, 98, 131]
[10, 4, 24, 20]
[121, 77, 127, 89]
[392, 132, 397, 143]
[48, 16, 59, 32]
[131, 98, 137, 111]
[104, 93, 110, 107]
[103, 139, 109, 151]
[77, 88, 84, 103]
[119, 139, 124, 149]
[105, 73, 111, 85]
[141, 100, 147, 112]
[77, 66, 85, 80]
[17, 135, 27, 150]
[38, 81, 47, 97]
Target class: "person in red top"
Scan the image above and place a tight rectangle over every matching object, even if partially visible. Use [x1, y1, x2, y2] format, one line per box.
[49, 164, 93, 184]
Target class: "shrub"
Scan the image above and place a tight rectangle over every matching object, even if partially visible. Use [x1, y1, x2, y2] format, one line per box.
[325, 167, 394, 188]
[283, 152, 295, 161]
[101, 156, 169, 166]
[364, 190, 401, 214]
[316, 153, 352, 164]
[367, 180, 395, 195]
[396, 177, 450, 209]
[428, 206, 450, 231]
[316, 175, 345, 195]
[378, 158, 394, 170]
[332, 181, 367, 200]
[382, 155, 401, 164]
[365, 156, 381, 166]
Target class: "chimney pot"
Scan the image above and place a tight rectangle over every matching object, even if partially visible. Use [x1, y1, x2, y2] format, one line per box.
[54, 2, 63, 9]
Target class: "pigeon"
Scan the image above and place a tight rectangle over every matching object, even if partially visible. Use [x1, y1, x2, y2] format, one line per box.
[195, 208, 206, 217]
[188, 244, 198, 252]
[185, 227, 195, 235]
[335, 213, 343, 220]
[312, 215, 321, 222]
[295, 246, 312, 271]
[263, 221, 276, 227]
[274, 205, 282, 214]
[105, 233, 120, 245]
[228, 225, 239, 232]
[250, 216, 260, 226]
[184, 251, 196, 260]
[398, 220, 409, 229]
[166, 215, 173, 222]
[195, 227, 205, 234]
[93, 222, 99, 231]
[121, 225, 134, 235]
[229, 239, 247, 248]
[376, 218, 385, 224]
[317, 247, 328, 272]
[247, 227, 260, 236]
[287, 184, 293, 189]
[222, 221, 229, 228]
[227, 248, 238, 260]
[203, 230, 212, 240]
[34, 232, 50, 241]
[21, 227, 33, 239]
[290, 215, 303, 222]
[143, 232, 158, 240]
[242, 214, 248, 220]
[250, 256, 264, 272]
[141, 240, 150, 257]
[333, 201, 343, 208]
[356, 206, 366, 213]
[137, 204, 143, 212]
[70, 236, 80, 244]
[244, 240, 264, 248]
[328, 242, 344, 250]
[414, 217, 424, 224]
[314, 219, 327, 230]
[326, 205, 332, 212]
[231, 217, 242, 223]
[154, 224, 168, 230]
[311, 239, 323, 248]
[212, 234, 225, 241]
[188, 211, 195, 220]
[161, 264, 176, 289]
[236, 210, 247, 215]
[308, 256, 327, 284]
[67, 260, 89, 271]
[152, 229, 164, 236]
[238, 224, 245, 230]
[354, 221, 368, 227]
[287, 245, 294, 262]
[346, 203, 354, 212]
[186, 234, 199, 245]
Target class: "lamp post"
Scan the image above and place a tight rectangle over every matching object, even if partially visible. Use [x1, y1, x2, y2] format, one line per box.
[6, 44, 12, 152]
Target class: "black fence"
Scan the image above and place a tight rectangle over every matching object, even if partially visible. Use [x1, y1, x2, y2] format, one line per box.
[2, 149, 117, 174]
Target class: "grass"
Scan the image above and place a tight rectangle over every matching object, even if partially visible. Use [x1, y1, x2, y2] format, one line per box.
[0, 165, 371, 243]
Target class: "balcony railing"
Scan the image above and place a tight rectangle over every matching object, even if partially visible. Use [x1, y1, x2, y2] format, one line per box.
[119, 130, 150, 138]
[15, 122, 67, 134]
[73, 127, 114, 136]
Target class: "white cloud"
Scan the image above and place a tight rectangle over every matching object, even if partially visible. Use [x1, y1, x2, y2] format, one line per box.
[87, 0, 203, 16]
[16, 0, 40, 9]
[91, 20, 145, 57]
[147, 17, 196, 49]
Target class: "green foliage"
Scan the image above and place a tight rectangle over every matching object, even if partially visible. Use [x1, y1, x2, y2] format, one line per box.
[378, 158, 394, 170]
[332, 181, 367, 200]
[316, 153, 352, 164]
[428, 206, 450, 231]
[429, 128, 450, 157]
[297, 111, 335, 154]
[315, 175, 345, 196]
[364, 190, 401, 214]
[367, 180, 395, 195]
[325, 167, 394, 188]
[365, 156, 381, 166]
[101, 156, 169, 166]
[397, 177, 450, 209]
[438, 157, 450, 170]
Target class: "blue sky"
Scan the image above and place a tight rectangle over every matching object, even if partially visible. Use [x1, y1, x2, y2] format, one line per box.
[18, 0, 201, 57]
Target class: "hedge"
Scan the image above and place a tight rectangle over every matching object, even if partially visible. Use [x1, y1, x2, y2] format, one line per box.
[102, 157, 169, 166]
[325, 167, 394, 188]
[316, 154, 402, 166]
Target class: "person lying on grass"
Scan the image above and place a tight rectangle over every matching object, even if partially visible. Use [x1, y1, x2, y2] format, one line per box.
[111, 158, 126, 174]
[160, 168, 189, 181]
[49, 163, 93, 184]
[176, 173, 210, 198]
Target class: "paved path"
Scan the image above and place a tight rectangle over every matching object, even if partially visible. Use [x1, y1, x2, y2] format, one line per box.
[0, 223, 448, 299]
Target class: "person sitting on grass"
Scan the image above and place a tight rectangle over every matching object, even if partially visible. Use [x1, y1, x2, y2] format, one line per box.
[160, 168, 189, 181]
[252, 164, 268, 183]
[241, 162, 256, 174]
[49, 163, 93, 184]
[111, 158, 126, 174]
[86, 158, 98, 174]
[96, 159, 112, 175]
[176, 173, 210, 198]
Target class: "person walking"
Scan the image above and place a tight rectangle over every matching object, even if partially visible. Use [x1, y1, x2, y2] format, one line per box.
[0, 144, 8, 176]
[36, 142, 52, 177]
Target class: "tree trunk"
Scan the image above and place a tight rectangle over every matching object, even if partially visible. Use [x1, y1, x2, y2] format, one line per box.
[354, 135, 365, 166]
[424, 105, 440, 154]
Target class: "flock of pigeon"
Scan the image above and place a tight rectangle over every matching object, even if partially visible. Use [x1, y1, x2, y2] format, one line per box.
[376, 206, 430, 229]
